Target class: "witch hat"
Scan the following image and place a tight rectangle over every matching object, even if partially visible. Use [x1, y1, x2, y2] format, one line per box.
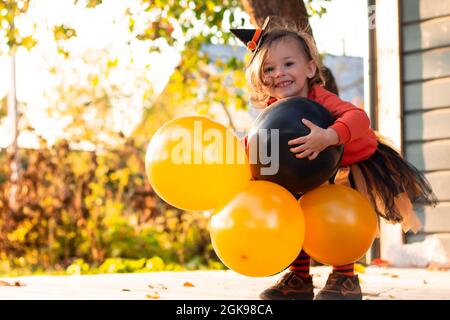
[230, 16, 271, 64]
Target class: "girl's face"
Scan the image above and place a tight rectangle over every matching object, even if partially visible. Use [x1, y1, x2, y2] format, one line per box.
[262, 37, 316, 100]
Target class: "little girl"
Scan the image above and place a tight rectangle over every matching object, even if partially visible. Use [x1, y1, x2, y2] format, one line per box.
[231, 17, 438, 300]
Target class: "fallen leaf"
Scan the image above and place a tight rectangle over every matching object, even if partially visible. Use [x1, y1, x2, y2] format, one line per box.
[388, 295, 395, 299]
[364, 288, 394, 297]
[183, 282, 195, 287]
[371, 258, 391, 267]
[427, 263, 450, 271]
[423, 280, 428, 285]
[0, 280, 25, 287]
[146, 291, 160, 299]
[121, 289, 131, 291]
[354, 264, 366, 273]
[390, 274, 399, 278]
[148, 283, 167, 290]
[363, 292, 381, 297]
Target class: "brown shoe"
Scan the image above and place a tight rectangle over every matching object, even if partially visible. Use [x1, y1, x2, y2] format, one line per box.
[314, 273, 362, 300]
[259, 271, 314, 300]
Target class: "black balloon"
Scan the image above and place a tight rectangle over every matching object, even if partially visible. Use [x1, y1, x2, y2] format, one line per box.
[248, 97, 343, 194]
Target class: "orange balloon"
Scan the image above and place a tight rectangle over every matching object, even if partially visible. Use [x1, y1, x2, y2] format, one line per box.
[299, 184, 378, 266]
[210, 181, 305, 277]
[145, 116, 251, 211]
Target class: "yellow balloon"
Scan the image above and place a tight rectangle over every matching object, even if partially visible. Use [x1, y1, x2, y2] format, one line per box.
[145, 116, 251, 211]
[210, 181, 305, 277]
[299, 184, 378, 266]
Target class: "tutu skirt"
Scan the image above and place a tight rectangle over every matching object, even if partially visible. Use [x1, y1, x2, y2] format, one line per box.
[333, 136, 439, 234]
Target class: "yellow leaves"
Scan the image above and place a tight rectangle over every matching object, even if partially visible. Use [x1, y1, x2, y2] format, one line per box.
[206, 0, 216, 12]
[0, 0, 29, 25]
[146, 292, 160, 299]
[354, 263, 366, 274]
[20, 35, 37, 50]
[66, 259, 90, 275]
[305, 0, 329, 18]
[171, 69, 184, 83]
[234, 97, 245, 110]
[154, 0, 166, 9]
[56, 46, 70, 58]
[214, 59, 224, 69]
[53, 24, 77, 41]
[67, 152, 90, 177]
[41, 196, 54, 208]
[126, 258, 147, 271]
[126, 157, 141, 176]
[165, 210, 180, 231]
[98, 258, 126, 273]
[85, 0, 103, 9]
[110, 168, 130, 190]
[103, 200, 124, 221]
[196, 102, 210, 116]
[87, 182, 105, 199]
[106, 58, 118, 70]
[144, 256, 165, 271]
[89, 74, 100, 87]
[98, 258, 160, 274]
[7, 220, 33, 242]
[232, 70, 246, 89]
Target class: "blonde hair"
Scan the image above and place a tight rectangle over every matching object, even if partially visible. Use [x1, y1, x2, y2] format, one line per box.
[246, 26, 325, 108]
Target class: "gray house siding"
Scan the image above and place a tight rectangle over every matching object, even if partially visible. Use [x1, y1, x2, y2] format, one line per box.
[401, 0, 450, 247]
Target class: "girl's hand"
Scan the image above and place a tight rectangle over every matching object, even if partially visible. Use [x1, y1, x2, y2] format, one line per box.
[288, 119, 339, 160]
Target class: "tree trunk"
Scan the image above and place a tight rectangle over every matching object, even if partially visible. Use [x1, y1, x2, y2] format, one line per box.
[7, 54, 19, 212]
[240, 0, 339, 95]
[240, 0, 309, 31]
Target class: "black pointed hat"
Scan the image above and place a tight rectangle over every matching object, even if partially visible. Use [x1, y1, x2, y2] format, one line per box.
[230, 16, 271, 64]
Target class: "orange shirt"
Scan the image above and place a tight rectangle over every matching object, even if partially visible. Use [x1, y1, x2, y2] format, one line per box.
[307, 85, 378, 166]
[244, 85, 378, 166]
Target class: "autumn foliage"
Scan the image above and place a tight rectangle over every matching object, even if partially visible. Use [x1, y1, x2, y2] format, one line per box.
[0, 137, 222, 274]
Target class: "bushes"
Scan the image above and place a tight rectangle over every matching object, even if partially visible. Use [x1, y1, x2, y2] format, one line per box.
[0, 139, 223, 275]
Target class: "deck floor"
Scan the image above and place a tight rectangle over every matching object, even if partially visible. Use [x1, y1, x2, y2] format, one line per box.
[1, 266, 449, 300]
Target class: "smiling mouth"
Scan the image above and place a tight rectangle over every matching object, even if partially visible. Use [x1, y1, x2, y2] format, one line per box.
[275, 81, 293, 88]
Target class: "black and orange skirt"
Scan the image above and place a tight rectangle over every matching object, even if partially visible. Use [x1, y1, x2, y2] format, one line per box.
[333, 135, 439, 234]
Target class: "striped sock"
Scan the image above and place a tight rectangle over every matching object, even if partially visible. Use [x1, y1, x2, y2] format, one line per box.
[333, 263, 355, 276]
[288, 250, 311, 278]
